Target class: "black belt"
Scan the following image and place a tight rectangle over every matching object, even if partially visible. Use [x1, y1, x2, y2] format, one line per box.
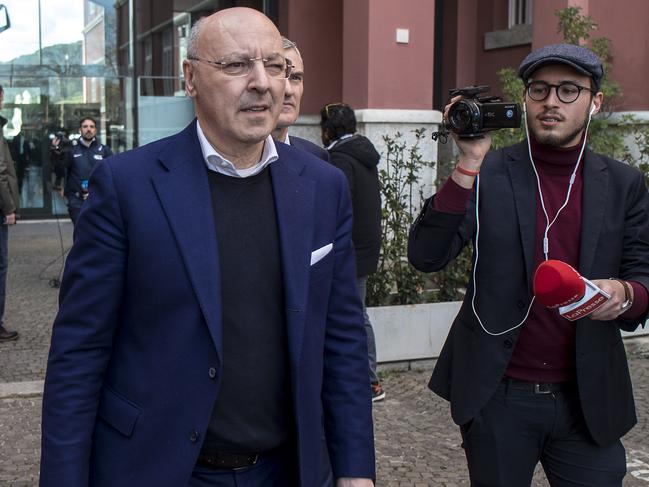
[196, 451, 260, 470]
[503, 378, 575, 394]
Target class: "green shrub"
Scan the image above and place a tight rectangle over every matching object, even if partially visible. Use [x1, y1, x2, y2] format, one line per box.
[366, 129, 432, 306]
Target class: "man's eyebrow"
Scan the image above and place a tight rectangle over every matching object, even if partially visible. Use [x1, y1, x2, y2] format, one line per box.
[214, 51, 283, 60]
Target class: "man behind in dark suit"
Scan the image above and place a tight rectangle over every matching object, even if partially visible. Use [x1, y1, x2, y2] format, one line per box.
[272, 37, 328, 161]
[409, 44, 649, 486]
[40, 8, 374, 487]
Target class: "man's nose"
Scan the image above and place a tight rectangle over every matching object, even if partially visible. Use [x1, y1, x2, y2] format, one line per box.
[544, 87, 562, 106]
[248, 61, 271, 91]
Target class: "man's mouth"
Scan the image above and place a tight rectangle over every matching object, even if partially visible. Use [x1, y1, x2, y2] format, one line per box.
[242, 105, 269, 112]
[539, 113, 562, 122]
[538, 113, 563, 127]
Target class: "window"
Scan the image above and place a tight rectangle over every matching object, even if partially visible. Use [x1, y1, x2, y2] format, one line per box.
[509, 0, 532, 28]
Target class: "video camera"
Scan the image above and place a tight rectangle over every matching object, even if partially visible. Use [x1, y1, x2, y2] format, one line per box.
[49, 130, 71, 152]
[446, 85, 521, 139]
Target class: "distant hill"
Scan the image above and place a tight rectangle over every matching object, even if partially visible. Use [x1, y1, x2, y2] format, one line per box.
[0, 41, 82, 67]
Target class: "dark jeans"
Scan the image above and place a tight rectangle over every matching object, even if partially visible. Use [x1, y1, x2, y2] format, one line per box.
[356, 276, 379, 383]
[460, 381, 626, 487]
[67, 195, 83, 226]
[0, 224, 7, 325]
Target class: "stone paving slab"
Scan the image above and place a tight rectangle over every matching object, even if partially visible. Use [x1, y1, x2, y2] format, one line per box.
[0, 221, 72, 384]
[1, 359, 648, 486]
[0, 222, 648, 485]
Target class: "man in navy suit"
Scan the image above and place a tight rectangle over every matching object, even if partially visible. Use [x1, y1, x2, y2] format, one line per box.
[40, 8, 374, 487]
[272, 37, 329, 162]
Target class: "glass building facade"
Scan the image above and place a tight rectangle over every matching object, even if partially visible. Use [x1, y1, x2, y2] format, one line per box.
[0, 0, 275, 218]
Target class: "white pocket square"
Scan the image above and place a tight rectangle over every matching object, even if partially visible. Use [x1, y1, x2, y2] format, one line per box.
[310, 243, 333, 266]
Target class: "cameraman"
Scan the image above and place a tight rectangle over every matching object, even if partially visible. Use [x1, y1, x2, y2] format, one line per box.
[51, 117, 113, 224]
[409, 44, 649, 486]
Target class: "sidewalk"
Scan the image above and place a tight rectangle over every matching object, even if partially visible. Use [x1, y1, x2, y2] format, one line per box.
[1, 222, 648, 486]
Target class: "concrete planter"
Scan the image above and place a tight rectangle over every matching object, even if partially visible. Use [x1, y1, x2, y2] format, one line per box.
[369, 301, 649, 365]
[368, 301, 460, 363]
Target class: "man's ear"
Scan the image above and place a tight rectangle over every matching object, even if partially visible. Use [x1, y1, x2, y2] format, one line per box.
[183, 60, 197, 98]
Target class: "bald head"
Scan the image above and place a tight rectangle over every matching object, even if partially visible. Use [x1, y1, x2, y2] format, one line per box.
[182, 8, 287, 168]
[188, 8, 281, 60]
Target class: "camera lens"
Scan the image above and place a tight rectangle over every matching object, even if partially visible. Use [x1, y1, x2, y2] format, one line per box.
[449, 102, 472, 132]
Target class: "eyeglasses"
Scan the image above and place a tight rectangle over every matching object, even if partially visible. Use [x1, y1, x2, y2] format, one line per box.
[526, 81, 594, 104]
[323, 102, 349, 117]
[187, 54, 292, 79]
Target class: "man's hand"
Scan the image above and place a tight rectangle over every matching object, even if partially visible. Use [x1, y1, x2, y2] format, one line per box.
[444, 96, 492, 189]
[3, 213, 16, 225]
[588, 279, 634, 321]
[337, 478, 374, 487]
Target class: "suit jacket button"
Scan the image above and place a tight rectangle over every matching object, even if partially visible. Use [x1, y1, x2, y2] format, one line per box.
[190, 429, 200, 442]
[503, 339, 513, 349]
[517, 300, 526, 309]
[208, 367, 217, 379]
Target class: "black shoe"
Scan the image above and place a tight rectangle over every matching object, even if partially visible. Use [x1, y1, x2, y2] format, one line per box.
[371, 382, 386, 402]
[0, 325, 18, 342]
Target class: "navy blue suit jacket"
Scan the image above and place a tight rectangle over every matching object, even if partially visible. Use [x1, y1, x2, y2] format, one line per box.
[40, 121, 375, 486]
[289, 135, 329, 162]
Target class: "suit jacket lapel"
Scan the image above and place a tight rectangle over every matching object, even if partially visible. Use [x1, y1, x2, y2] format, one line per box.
[151, 122, 223, 361]
[506, 142, 537, 285]
[579, 150, 608, 278]
[270, 147, 315, 368]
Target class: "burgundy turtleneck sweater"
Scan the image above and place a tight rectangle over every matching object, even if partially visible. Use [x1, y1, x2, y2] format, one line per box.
[434, 136, 648, 382]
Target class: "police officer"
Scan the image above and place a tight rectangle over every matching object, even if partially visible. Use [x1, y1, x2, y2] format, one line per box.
[51, 117, 113, 224]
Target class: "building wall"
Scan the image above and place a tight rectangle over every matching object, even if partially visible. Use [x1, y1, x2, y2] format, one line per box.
[278, 0, 344, 114]
[365, 0, 436, 109]
[587, 0, 649, 110]
[450, 0, 649, 111]
[281, 0, 436, 113]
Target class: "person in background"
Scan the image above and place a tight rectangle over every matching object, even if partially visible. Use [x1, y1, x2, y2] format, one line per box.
[272, 37, 328, 162]
[50, 117, 113, 225]
[320, 103, 384, 402]
[0, 84, 20, 342]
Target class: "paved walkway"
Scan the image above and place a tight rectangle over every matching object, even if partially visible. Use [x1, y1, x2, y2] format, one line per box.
[1, 222, 649, 486]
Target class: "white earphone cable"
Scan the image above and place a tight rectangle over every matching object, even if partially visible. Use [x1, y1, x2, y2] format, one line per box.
[470, 101, 594, 336]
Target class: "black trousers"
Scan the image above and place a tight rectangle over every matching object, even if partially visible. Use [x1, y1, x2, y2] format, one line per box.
[460, 381, 626, 487]
[187, 445, 298, 487]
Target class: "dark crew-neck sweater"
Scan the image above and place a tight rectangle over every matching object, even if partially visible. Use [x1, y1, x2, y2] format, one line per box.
[434, 136, 647, 382]
[506, 136, 584, 382]
[201, 166, 292, 453]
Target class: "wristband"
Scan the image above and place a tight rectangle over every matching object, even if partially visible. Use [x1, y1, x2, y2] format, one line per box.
[609, 278, 633, 311]
[455, 164, 480, 177]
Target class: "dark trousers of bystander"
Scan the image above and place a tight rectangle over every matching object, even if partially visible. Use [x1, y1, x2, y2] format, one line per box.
[0, 224, 7, 323]
[460, 380, 626, 487]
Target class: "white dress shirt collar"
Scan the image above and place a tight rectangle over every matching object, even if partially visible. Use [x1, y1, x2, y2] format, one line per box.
[196, 120, 279, 178]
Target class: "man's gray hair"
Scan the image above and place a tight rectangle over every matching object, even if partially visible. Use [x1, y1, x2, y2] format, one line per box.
[187, 17, 208, 60]
[282, 36, 302, 63]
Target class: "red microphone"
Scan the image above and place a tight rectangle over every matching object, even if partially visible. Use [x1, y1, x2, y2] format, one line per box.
[533, 260, 610, 320]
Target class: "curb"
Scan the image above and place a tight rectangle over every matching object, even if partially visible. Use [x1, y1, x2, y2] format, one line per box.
[0, 380, 44, 399]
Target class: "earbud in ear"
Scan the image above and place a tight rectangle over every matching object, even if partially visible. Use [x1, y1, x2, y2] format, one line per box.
[590, 104, 596, 116]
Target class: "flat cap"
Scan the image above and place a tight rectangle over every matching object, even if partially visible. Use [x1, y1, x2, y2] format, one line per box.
[518, 43, 604, 91]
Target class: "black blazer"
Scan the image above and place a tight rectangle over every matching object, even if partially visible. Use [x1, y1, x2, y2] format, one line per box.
[408, 141, 649, 447]
[289, 135, 329, 162]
